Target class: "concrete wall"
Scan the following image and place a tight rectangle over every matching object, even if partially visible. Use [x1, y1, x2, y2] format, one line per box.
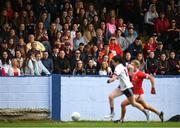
[61, 76, 180, 121]
[0, 77, 50, 109]
[0, 76, 180, 121]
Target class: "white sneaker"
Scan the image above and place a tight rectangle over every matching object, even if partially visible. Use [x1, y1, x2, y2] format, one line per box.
[104, 113, 115, 119]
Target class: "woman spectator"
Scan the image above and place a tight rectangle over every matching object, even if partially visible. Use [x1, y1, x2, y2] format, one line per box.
[116, 18, 126, 34]
[109, 37, 123, 57]
[143, 37, 157, 59]
[8, 38, 16, 56]
[136, 52, 146, 71]
[85, 59, 97, 75]
[8, 28, 19, 44]
[106, 17, 116, 40]
[35, 21, 51, 53]
[15, 50, 24, 70]
[73, 60, 86, 75]
[22, 52, 40, 76]
[157, 53, 169, 75]
[91, 15, 100, 30]
[144, 4, 159, 35]
[0, 51, 11, 76]
[100, 7, 108, 21]
[124, 51, 132, 67]
[62, 31, 73, 50]
[55, 17, 63, 32]
[8, 58, 21, 76]
[99, 61, 112, 76]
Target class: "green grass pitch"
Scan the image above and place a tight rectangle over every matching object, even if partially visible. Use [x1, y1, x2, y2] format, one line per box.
[0, 120, 180, 128]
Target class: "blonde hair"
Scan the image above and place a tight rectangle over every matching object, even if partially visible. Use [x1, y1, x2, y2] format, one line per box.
[131, 60, 140, 68]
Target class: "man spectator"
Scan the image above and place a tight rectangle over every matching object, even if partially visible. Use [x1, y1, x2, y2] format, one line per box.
[41, 51, 54, 73]
[127, 36, 143, 60]
[53, 50, 71, 74]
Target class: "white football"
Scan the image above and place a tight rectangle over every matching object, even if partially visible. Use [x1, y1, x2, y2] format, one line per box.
[71, 112, 80, 121]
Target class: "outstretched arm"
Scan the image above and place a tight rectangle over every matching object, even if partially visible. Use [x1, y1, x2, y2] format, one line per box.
[148, 75, 156, 94]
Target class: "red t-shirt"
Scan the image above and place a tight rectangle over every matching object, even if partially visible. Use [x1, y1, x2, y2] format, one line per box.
[131, 70, 149, 95]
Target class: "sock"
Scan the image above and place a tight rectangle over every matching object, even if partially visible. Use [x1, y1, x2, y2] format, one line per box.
[110, 107, 114, 114]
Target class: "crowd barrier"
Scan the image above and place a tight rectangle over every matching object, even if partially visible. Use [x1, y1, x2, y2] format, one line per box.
[0, 75, 180, 121]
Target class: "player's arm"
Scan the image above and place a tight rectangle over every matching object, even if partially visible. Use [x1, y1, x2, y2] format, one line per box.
[107, 74, 118, 83]
[147, 75, 156, 94]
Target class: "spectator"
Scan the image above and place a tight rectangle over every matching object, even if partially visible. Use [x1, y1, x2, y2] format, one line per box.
[116, 29, 127, 51]
[106, 17, 116, 40]
[26, 34, 46, 53]
[143, 37, 157, 59]
[22, 52, 40, 76]
[154, 12, 170, 35]
[124, 51, 132, 67]
[0, 51, 11, 76]
[17, 23, 28, 42]
[85, 4, 97, 23]
[166, 19, 180, 51]
[8, 58, 21, 76]
[109, 37, 123, 57]
[64, 42, 73, 61]
[99, 61, 112, 75]
[73, 60, 86, 75]
[35, 52, 50, 75]
[128, 36, 143, 60]
[157, 52, 169, 75]
[116, 18, 126, 34]
[145, 51, 158, 75]
[136, 52, 146, 71]
[41, 51, 54, 73]
[125, 27, 137, 48]
[53, 50, 70, 74]
[167, 51, 180, 75]
[85, 59, 97, 75]
[8, 38, 16, 56]
[92, 28, 106, 50]
[144, 4, 159, 35]
[73, 31, 86, 50]
[154, 41, 165, 60]
[15, 50, 24, 70]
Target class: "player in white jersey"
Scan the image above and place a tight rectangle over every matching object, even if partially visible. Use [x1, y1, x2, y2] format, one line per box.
[104, 55, 149, 121]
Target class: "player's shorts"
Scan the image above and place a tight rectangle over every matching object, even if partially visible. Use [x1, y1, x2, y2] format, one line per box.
[123, 88, 134, 98]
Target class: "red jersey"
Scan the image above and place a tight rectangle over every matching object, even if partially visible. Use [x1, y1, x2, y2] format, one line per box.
[131, 70, 149, 94]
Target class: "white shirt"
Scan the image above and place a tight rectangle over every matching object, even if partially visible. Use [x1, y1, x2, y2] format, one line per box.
[114, 64, 133, 91]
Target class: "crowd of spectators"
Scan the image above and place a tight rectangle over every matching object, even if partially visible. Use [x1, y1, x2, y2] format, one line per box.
[0, 0, 179, 76]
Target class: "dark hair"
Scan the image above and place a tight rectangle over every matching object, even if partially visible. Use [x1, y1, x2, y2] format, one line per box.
[112, 55, 123, 64]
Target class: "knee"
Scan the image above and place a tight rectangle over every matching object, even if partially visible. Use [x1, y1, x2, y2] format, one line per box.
[121, 102, 126, 108]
